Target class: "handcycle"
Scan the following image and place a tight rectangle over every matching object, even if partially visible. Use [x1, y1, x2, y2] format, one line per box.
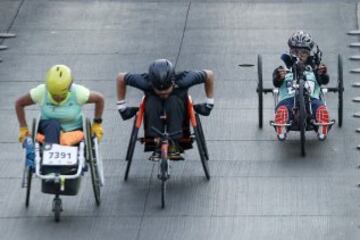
[21, 117, 104, 222]
[123, 95, 210, 208]
[256, 54, 344, 156]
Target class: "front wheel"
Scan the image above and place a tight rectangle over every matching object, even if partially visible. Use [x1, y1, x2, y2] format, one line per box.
[159, 158, 169, 209]
[161, 180, 166, 209]
[299, 82, 306, 157]
[53, 197, 62, 222]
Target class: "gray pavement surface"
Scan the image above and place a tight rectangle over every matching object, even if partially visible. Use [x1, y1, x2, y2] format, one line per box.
[1, 0, 360, 239]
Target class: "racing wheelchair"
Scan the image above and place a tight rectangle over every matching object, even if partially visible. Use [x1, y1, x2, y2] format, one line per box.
[22, 117, 104, 222]
[257, 54, 344, 156]
[123, 95, 210, 208]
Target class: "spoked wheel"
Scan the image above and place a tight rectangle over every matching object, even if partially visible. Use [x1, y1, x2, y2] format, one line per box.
[194, 126, 210, 180]
[337, 54, 344, 127]
[195, 114, 209, 160]
[25, 118, 36, 207]
[257, 54, 264, 128]
[52, 196, 62, 222]
[86, 119, 101, 206]
[124, 117, 139, 181]
[298, 81, 306, 157]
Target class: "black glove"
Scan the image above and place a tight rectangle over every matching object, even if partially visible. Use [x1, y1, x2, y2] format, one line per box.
[118, 107, 139, 120]
[194, 103, 214, 116]
[273, 66, 285, 81]
[317, 64, 327, 76]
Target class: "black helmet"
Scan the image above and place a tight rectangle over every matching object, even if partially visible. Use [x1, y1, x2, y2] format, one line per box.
[148, 59, 175, 90]
[287, 31, 314, 51]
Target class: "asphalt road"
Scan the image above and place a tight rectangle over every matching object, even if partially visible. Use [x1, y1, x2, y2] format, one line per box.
[0, 0, 360, 239]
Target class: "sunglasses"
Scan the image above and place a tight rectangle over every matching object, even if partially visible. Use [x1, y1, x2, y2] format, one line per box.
[290, 48, 310, 57]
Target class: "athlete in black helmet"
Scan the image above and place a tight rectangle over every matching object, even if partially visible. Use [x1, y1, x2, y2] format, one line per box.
[116, 59, 215, 159]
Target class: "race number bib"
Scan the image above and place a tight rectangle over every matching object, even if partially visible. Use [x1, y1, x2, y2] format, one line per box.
[304, 81, 315, 95]
[286, 81, 295, 95]
[42, 144, 78, 166]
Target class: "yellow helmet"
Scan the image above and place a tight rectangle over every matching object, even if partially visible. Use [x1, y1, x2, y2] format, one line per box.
[46, 65, 73, 96]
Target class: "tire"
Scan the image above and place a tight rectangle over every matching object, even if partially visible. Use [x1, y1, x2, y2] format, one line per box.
[124, 117, 139, 181]
[195, 114, 209, 161]
[161, 180, 166, 209]
[86, 119, 101, 206]
[53, 197, 62, 222]
[257, 54, 263, 129]
[159, 157, 169, 209]
[25, 168, 32, 208]
[194, 126, 210, 180]
[338, 54, 343, 127]
[299, 81, 306, 157]
[25, 118, 36, 207]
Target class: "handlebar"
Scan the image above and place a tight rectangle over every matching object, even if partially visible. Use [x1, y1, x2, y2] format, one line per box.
[150, 126, 182, 139]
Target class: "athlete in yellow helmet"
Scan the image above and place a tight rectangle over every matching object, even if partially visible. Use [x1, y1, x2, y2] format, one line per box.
[46, 64, 73, 100]
[15, 64, 105, 144]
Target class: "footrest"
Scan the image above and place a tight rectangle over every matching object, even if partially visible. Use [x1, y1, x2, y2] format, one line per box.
[269, 120, 292, 127]
[311, 119, 336, 126]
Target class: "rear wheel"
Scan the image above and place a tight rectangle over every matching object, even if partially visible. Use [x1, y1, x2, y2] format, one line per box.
[194, 126, 210, 180]
[86, 119, 101, 206]
[257, 54, 264, 128]
[299, 82, 306, 157]
[124, 117, 139, 181]
[25, 169, 32, 208]
[338, 54, 343, 127]
[25, 118, 36, 207]
[195, 114, 209, 160]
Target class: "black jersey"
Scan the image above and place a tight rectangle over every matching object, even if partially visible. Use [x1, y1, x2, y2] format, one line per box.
[124, 70, 207, 92]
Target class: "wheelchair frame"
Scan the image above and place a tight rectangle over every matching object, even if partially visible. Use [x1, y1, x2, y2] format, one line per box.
[256, 54, 344, 156]
[22, 116, 104, 222]
[123, 95, 210, 182]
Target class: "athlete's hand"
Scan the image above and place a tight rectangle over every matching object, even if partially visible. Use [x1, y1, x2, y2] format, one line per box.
[91, 123, 104, 141]
[274, 66, 286, 81]
[118, 107, 139, 120]
[317, 64, 327, 75]
[194, 103, 214, 116]
[18, 127, 30, 143]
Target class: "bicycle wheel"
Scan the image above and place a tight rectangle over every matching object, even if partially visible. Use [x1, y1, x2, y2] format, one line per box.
[257, 54, 264, 128]
[86, 119, 101, 206]
[124, 117, 139, 181]
[194, 126, 210, 180]
[161, 180, 166, 209]
[25, 168, 32, 208]
[25, 118, 36, 207]
[299, 82, 306, 157]
[195, 114, 209, 161]
[52, 197, 62, 222]
[338, 54, 343, 127]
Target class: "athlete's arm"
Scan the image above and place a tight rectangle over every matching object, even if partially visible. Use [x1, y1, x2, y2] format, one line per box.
[15, 94, 34, 128]
[87, 91, 104, 119]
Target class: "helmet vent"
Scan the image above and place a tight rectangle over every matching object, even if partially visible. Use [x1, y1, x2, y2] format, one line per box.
[59, 71, 63, 77]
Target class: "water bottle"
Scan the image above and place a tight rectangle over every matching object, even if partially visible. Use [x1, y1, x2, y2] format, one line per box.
[23, 136, 35, 169]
